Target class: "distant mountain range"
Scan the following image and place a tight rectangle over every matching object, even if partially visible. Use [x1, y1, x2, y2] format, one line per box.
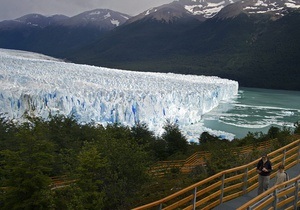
[0, 9, 131, 56]
[1, 0, 300, 90]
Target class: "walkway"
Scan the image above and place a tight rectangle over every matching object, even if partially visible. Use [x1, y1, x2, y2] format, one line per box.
[213, 163, 300, 209]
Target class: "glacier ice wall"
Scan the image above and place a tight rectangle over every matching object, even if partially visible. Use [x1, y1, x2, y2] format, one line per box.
[0, 49, 239, 140]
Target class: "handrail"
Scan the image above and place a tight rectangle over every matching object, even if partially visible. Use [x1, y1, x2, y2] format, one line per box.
[132, 139, 300, 209]
[237, 175, 300, 210]
[50, 176, 77, 190]
[1, 175, 77, 191]
[149, 139, 276, 176]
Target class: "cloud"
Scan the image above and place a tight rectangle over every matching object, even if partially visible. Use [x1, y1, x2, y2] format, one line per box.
[0, 0, 172, 21]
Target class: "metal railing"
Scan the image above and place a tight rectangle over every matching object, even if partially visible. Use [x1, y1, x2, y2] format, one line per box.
[133, 139, 300, 210]
[149, 139, 275, 177]
[237, 175, 300, 210]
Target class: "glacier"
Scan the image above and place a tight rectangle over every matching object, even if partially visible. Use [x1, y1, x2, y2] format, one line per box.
[0, 48, 239, 141]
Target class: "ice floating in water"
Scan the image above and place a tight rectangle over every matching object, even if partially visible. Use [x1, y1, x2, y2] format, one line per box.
[202, 88, 300, 139]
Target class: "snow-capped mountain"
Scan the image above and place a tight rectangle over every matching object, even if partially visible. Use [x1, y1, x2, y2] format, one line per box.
[177, 0, 237, 18]
[15, 14, 69, 28]
[57, 9, 131, 29]
[127, 0, 300, 23]
[126, 0, 239, 23]
[0, 9, 131, 57]
[126, 3, 200, 23]
[0, 14, 68, 29]
[0, 48, 239, 141]
[0, 9, 131, 30]
[215, 0, 300, 18]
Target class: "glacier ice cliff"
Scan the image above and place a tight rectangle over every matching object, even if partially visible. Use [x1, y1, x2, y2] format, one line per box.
[0, 49, 239, 141]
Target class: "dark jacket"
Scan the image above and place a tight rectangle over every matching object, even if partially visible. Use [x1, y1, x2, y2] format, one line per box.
[257, 158, 272, 176]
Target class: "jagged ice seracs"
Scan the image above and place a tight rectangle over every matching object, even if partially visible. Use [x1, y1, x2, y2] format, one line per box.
[0, 48, 239, 141]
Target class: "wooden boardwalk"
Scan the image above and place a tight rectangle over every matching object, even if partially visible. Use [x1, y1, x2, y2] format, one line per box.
[213, 163, 300, 210]
[133, 139, 300, 210]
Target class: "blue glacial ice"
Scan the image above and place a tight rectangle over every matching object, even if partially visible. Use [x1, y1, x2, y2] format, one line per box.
[0, 48, 239, 141]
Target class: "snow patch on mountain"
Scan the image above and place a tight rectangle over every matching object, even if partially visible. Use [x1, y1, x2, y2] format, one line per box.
[181, 0, 239, 18]
[241, 0, 300, 15]
[136, 0, 300, 22]
[185, 4, 220, 17]
[111, 19, 120, 26]
[285, 0, 300, 8]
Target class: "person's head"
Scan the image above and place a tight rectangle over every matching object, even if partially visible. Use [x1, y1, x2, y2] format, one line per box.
[278, 164, 285, 171]
[262, 153, 268, 161]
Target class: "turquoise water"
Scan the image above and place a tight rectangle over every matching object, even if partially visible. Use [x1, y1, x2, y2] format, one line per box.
[202, 87, 300, 139]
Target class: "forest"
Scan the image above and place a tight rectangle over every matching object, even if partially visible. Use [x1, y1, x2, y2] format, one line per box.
[0, 113, 299, 209]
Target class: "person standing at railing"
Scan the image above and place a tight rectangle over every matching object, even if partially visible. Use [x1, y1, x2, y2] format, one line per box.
[275, 164, 289, 187]
[274, 164, 289, 201]
[256, 153, 273, 195]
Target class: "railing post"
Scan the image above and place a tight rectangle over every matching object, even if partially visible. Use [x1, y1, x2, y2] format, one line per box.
[220, 173, 225, 204]
[298, 141, 300, 163]
[282, 149, 286, 165]
[272, 189, 277, 210]
[192, 187, 197, 210]
[243, 167, 249, 194]
[293, 180, 299, 208]
[158, 203, 163, 210]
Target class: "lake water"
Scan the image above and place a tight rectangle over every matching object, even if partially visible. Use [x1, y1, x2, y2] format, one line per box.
[201, 87, 300, 140]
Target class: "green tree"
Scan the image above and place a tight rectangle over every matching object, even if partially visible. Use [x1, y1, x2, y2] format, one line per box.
[105, 123, 132, 140]
[74, 143, 107, 209]
[150, 138, 169, 160]
[131, 122, 156, 146]
[45, 115, 87, 175]
[51, 185, 84, 210]
[103, 139, 150, 209]
[46, 115, 83, 150]
[267, 126, 280, 139]
[0, 114, 18, 151]
[276, 126, 293, 146]
[161, 121, 188, 156]
[0, 123, 55, 210]
[205, 143, 241, 175]
[199, 132, 219, 144]
[94, 124, 151, 209]
[131, 122, 162, 161]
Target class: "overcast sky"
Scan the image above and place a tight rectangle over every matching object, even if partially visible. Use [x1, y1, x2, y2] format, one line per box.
[0, 0, 174, 21]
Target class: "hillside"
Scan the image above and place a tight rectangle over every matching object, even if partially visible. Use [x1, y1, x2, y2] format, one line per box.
[68, 8, 300, 90]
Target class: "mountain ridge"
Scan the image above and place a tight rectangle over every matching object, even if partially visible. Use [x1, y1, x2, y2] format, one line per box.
[0, 9, 131, 57]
